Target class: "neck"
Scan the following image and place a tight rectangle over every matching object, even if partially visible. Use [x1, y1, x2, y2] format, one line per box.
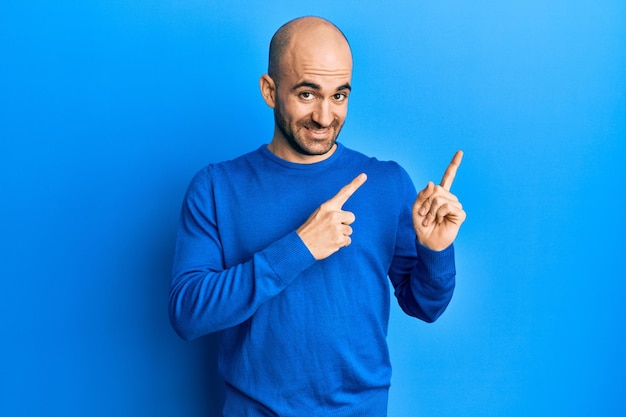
[267, 139, 337, 164]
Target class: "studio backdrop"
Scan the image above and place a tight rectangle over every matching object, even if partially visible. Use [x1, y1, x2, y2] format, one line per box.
[2, 1, 625, 416]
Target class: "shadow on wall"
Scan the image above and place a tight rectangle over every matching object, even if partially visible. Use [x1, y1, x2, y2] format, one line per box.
[153, 219, 225, 416]
[180, 333, 225, 415]
[112, 170, 229, 416]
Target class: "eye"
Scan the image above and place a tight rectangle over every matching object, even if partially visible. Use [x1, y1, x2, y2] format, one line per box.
[299, 91, 315, 101]
[333, 93, 348, 102]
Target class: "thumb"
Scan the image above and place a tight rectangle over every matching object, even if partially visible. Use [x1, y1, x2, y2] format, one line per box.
[414, 181, 435, 215]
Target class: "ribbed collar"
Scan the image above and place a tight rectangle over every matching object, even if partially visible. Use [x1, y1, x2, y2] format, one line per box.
[259, 142, 345, 171]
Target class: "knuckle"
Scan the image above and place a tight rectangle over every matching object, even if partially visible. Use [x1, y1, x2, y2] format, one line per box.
[319, 201, 332, 211]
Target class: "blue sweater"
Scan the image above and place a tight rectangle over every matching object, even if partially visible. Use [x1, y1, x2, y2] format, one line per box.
[170, 143, 456, 417]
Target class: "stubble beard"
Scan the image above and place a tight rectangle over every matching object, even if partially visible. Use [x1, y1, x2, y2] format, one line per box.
[274, 108, 343, 157]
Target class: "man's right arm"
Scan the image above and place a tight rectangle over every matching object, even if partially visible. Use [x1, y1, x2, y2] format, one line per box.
[168, 168, 316, 340]
[169, 169, 368, 340]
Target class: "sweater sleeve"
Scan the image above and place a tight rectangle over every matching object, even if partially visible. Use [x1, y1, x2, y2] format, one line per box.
[168, 167, 316, 340]
[387, 166, 456, 323]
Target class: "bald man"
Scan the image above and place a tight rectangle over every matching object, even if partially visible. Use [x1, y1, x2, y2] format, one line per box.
[170, 16, 465, 416]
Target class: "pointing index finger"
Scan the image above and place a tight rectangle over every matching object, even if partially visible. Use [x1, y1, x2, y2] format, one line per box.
[440, 150, 463, 191]
[328, 173, 367, 208]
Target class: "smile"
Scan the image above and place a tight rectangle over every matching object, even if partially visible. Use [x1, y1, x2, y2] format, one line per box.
[306, 127, 332, 138]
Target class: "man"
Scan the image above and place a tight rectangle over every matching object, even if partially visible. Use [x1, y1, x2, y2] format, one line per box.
[170, 16, 466, 417]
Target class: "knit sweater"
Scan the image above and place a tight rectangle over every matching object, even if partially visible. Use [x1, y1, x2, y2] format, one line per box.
[169, 143, 456, 417]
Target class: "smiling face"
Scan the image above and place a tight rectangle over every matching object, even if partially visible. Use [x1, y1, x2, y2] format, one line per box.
[260, 18, 353, 163]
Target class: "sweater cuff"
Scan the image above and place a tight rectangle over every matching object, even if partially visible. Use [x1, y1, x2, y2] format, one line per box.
[415, 240, 456, 278]
[261, 230, 317, 285]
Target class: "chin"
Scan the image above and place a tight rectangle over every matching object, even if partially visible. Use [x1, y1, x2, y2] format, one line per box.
[297, 130, 340, 154]
[301, 139, 337, 156]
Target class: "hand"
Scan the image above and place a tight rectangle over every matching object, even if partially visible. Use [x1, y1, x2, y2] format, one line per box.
[297, 173, 367, 260]
[413, 151, 466, 251]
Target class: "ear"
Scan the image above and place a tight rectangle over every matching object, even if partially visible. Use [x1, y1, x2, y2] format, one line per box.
[259, 74, 276, 108]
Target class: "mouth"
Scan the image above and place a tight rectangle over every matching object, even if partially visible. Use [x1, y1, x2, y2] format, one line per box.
[305, 126, 332, 140]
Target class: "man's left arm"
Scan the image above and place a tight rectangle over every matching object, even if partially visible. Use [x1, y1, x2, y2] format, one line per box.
[389, 151, 466, 322]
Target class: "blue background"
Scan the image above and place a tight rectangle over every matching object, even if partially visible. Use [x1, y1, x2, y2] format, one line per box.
[2, 1, 625, 416]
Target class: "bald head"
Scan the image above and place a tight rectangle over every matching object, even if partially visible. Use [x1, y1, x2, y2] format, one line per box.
[268, 16, 352, 82]
[260, 17, 353, 162]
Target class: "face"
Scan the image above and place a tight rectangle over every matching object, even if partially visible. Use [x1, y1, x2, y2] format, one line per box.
[262, 26, 353, 161]
[273, 75, 351, 157]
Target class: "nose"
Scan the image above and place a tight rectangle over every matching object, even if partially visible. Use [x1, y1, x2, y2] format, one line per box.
[311, 100, 334, 128]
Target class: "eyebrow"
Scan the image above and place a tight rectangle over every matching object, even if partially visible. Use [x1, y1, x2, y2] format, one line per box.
[291, 81, 352, 92]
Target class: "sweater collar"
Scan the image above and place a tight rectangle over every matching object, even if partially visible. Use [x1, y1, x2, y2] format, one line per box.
[260, 142, 345, 171]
